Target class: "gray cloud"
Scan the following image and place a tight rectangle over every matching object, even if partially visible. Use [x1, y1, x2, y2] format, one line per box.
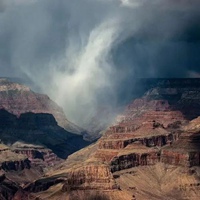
[0, 0, 200, 127]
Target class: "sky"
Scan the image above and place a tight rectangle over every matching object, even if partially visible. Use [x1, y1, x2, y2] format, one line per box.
[0, 0, 200, 126]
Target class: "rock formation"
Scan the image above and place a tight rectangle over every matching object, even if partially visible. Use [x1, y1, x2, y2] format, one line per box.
[11, 142, 62, 170]
[21, 78, 200, 200]
[94, 79, 200, 173]
[161, 117, 200, 167]
[2, 79, 200, 200]
[0, 78, 85, 135]
[0, 109, 90, 199]
[0, 144, 30, 171]
[0, 109, 90, 159]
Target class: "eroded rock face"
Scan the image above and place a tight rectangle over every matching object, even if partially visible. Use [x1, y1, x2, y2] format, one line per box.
[0, 78, 84, 135]
[12, 143, 63, 169]
[0, 172, 27, 200]
[161, 121, 200, 167]
[8, 79, 200, 199]
[0, 110, 90, 199]
[94, 79, 200, 172]
[98, 131, 180, 150]
[24, 164, 117, 194]
[0, 144, 31, 172]
[0, 144, 44, 197]
[0, 159, 31, 171]
[92, 79, 200, 199]
[111, 151, 159, 172]
[63, 164, 117, 190]
[0, 109, 90, 159]
[94, 121, 181, 172]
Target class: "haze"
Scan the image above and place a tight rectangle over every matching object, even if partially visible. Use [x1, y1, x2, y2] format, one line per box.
[0, 0, 200, 127]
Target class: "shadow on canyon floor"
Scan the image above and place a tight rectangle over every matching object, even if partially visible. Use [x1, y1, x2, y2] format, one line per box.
[0, 109, 90, 159]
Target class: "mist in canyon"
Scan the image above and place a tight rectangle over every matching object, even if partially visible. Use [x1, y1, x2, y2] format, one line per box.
[0, 0, 200, 127]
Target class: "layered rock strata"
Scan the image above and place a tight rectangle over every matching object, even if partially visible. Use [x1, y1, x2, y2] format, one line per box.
[25, 163, 117, 194]
[161, 118, 200, 167]
[7, 79, 200, 199]
[0, 144, 30, 171]
[12, 142, 62, 169]
[0, 78, 84, 135]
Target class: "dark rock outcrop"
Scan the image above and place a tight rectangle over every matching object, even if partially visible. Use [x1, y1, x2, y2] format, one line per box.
[0, 109, 90, 159]
[0, 172, 26, 200]
[0, 159, 31, 171]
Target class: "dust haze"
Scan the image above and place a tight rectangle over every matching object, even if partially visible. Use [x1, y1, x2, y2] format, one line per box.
[0, 0, 200, 127]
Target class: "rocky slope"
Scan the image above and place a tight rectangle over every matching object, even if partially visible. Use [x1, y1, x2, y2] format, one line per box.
[21, 78, 200, 200]
[0, 143, 44, 200]
[0, 172, 32, 200]
[0, 117, 90, 199]
[11, 142, 63, 170]
[0, 144, 30, 172]
[0, 78, 84, 135]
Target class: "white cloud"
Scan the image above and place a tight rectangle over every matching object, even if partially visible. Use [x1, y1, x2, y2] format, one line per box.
[0, 0, 200, 127]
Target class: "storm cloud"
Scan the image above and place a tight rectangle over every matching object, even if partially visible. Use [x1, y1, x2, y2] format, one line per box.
[0, 0, 200, 126]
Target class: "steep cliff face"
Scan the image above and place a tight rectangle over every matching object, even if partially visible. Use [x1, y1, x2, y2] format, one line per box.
[0, 110, 90, 159]
[12, 142, 63, 169]
[0, 78, 84, 135]
[0, 159, 31, 171]
[94, 120, 181, 171]
[0, 144, 30, 171]
[62, 164, 117, 190]
[161, 118, 200, 167]
[110, 144, 160, 172]
[94, 78, 200, 172]
[25, 163, 117, 194]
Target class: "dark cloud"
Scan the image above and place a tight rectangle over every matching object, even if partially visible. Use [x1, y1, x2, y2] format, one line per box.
[0, 0, 200, 126]
[0, 0, 6, 12]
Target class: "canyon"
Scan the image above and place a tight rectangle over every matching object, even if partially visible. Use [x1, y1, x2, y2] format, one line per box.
[1, 78, 200, 199]
[9, 78, 197, 200]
